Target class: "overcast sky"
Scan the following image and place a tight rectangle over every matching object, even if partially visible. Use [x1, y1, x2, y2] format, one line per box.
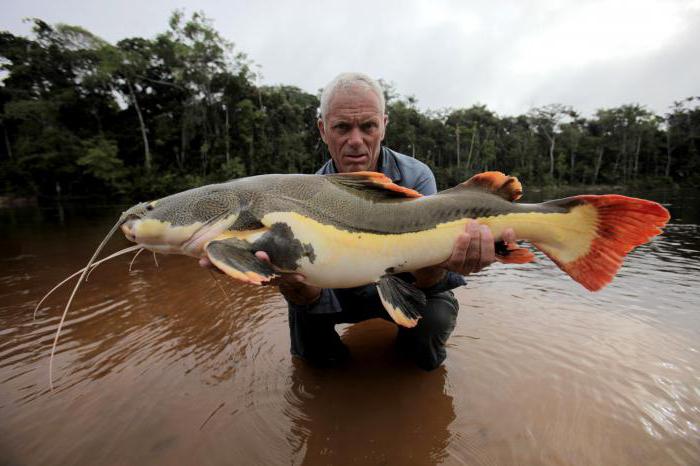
[2, 0, 699, 116]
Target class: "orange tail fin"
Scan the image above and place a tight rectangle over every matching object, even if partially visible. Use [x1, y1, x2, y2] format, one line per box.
[533, 195, 670, 291]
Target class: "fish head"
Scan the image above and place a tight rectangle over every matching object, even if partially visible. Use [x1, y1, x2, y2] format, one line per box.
[120, 184, 243, 256]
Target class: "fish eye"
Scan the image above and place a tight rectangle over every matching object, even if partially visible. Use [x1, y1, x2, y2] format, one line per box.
[146, 203, 155, 211]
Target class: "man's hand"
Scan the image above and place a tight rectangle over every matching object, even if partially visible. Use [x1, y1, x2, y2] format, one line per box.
[198, 252, 321, 306]
[254, 251, 322, 305]
[413, 221, 516, 288]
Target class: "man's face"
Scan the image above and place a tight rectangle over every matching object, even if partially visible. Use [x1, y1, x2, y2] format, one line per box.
[318, 86, 388, 173]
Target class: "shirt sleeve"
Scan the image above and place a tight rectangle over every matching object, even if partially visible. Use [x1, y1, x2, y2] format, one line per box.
[414, 170, 437, 196]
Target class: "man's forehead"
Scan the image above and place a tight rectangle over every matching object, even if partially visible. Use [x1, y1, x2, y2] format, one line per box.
[328, 110, 382, 123]
[326, 87, 383, 118]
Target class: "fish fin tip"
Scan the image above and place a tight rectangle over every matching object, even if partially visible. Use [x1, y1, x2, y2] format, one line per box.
[327, 172, 422, 199]
[460, 171, 523, 201]
[205, 239, 276, 285]
[377, 275, 425, 328]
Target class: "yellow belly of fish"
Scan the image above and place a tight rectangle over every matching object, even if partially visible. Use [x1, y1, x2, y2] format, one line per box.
[258, 204, 597, 288]
[258, 212, 461, 288]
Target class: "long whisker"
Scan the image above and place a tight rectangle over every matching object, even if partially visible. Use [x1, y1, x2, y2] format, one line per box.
[129, 248, 145, 272]
[48, 219, 124, 390]
[34, 245, 142, 320]
[209, 270, 232, 305]
[86, 245, 140, 281]
[152, 252, 160, 268]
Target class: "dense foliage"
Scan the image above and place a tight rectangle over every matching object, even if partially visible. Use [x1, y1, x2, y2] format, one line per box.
[1, 13, 698, 199]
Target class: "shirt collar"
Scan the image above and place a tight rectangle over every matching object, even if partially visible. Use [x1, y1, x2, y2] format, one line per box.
[318, 147, 403, 183]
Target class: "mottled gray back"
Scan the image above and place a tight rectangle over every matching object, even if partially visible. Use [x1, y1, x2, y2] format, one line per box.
[129, 174, 571, 234]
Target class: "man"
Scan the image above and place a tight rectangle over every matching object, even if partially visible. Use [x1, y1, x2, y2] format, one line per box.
[263, 72, 515, 370]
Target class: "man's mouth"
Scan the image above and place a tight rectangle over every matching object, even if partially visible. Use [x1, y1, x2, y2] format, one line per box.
[344, 153, 368, 162]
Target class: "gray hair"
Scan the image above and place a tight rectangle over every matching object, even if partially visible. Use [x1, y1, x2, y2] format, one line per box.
[319, 72, 386, 121]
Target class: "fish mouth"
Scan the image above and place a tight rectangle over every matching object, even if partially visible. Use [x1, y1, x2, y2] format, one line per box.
[181, 212, 238, 255]
[120, 212, 237, 257]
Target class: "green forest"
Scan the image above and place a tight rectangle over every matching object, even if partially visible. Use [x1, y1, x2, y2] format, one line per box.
[1, 12, 699, 201]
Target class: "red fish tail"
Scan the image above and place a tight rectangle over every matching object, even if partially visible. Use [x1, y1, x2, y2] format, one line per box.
[533, 195, 670, 291]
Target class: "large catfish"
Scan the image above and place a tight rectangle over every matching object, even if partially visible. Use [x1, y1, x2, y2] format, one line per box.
[116, 171, 669, 327]
[39, 171, 669, 386]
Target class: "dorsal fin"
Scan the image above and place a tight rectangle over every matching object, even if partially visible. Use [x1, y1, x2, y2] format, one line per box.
[326, 171, 423, 199]
[460, 171, 523, 201]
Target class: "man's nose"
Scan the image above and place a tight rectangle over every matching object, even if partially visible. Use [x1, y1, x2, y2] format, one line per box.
[348, 126, 363, 146]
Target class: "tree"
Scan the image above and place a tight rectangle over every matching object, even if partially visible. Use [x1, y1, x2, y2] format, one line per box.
[527, 104, 575, 180]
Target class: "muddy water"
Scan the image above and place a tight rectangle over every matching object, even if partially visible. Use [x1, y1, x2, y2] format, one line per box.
[1, 190, 699, 465]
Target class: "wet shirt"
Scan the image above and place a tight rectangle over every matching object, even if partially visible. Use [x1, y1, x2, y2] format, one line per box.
[292, 146, 467, 315]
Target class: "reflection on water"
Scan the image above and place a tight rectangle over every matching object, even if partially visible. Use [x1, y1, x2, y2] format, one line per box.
[1, 189, 699, 465]
[286, 323, 455, 465]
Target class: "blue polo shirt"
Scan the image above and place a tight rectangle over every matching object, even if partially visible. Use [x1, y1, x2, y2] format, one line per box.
[292, 146, 466, 315]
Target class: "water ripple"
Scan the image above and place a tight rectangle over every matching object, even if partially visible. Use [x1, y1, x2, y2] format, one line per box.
[1, 200, 699, 465]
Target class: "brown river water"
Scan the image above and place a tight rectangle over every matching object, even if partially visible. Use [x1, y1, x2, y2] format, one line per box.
[1, 188, 699, 465]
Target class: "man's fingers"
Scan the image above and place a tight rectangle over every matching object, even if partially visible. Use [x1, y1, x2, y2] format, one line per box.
[463, 221, 481, 274]
[255, 251, 270, 263]
[254, 250, 307, 285]
[479, 225, 495, 270]
[502, 228, 517, 244]
[447, 223, 471, 271]
[199, 256, 224, 274]
[199, 257, 212, 268]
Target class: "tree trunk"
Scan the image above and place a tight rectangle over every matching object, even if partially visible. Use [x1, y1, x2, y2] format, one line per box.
[592, 145, 604, 185]
[455, 125, 460, 167]
[665, 131, 672, 178]
[466, 124, 477, 170]
[570, 149, 576, 184]
[248, 129, 255, 175]
[621, 129, 628, 183]
[178, 118, 187, 170]
[2, 123, 12, 160]
[201, 144, 208, 176]
[547, 133, 555, 177]
[225, 105, 230, 164]
[633, 135, 642, 178]
[127, 80, 151, 172]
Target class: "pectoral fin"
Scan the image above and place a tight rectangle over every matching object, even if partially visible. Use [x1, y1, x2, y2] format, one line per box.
[205, 238, 277, 285]
[377, 275, 426, 328]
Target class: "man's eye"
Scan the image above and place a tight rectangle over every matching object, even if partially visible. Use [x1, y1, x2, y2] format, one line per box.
[361, 123, 377, 132]
[334, 123, 350, 132]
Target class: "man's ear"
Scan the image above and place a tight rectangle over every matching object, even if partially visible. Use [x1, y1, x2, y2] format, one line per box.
[381, 114, 389, 140]
[318, 118, 328, 144]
